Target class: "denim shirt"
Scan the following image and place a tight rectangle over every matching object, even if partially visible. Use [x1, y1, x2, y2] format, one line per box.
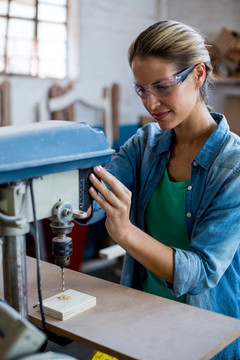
[87, 112, 240, 359]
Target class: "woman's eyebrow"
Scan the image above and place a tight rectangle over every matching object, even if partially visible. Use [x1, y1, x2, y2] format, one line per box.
[134, 75, 174, 87]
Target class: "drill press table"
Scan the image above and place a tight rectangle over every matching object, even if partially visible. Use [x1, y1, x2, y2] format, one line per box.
[1, 256, 240, 360]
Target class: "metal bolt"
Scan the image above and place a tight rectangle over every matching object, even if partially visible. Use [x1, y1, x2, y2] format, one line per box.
[63, 209, 70, 217]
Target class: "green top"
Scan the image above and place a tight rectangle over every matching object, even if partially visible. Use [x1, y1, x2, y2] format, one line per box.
[143, 168, 190, 303]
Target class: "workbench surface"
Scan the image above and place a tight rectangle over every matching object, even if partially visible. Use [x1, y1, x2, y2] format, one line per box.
[1, 256, 240, 360]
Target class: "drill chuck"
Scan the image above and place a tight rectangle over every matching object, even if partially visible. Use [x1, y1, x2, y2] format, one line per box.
[51, 201, 74, 268]
[52, 235, 72, 268]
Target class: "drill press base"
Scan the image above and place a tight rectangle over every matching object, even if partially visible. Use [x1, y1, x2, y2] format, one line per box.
[37, 289, 96, 321]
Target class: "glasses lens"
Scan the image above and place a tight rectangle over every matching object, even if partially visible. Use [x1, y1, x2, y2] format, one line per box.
[151, 80, 176, 97]
[134, 85, 146, 98]
[134, 80, 177, 99]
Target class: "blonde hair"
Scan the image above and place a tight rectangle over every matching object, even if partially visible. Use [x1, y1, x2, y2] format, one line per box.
[128, 20, 214, 109]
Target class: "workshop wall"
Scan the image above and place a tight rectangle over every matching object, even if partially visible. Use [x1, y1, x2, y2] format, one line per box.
[0, 0, 240, 134]
[166, 0, 240, 117]
[167, 0, 240, 42]
[0, 0, 158, 127]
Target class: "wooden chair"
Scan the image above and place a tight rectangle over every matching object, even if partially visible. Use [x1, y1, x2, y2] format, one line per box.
[37, 83, 120, 147]
[0, 79, 11, 127]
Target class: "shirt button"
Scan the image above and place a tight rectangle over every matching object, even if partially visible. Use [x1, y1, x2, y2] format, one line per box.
[187, 185, 192, 191]
[193, 161, 198, 166]
[186, 212, 192, 218]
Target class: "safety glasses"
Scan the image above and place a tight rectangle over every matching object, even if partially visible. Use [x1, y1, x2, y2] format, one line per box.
[133, 65, 196, 99]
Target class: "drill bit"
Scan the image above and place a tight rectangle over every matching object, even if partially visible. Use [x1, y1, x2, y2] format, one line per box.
[61, 267, 65, 292]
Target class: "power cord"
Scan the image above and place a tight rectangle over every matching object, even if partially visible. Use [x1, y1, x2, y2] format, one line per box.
[28, 178, 47, 333]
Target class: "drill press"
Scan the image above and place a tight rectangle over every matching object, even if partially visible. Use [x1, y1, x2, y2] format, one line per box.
[0, 121, 114, 318]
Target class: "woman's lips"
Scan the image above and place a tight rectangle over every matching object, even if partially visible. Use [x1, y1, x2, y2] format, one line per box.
[152, 111, 170, 121]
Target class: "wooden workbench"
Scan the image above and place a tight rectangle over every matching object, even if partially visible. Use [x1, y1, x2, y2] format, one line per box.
[1, 256, 240, 360]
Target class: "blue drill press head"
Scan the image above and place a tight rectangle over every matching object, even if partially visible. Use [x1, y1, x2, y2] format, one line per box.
[0, 120, 114, 184]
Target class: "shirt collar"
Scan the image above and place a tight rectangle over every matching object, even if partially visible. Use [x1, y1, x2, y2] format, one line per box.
[195, 112, 229, 169]
[153, 127, 174, 155]
[153, 112, 229, 169]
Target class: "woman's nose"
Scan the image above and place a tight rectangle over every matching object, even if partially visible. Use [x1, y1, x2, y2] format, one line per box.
[145, 91, 161, 110]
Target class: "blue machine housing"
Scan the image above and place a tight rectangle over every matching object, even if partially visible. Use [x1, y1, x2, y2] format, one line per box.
[0, 121, 115, 184]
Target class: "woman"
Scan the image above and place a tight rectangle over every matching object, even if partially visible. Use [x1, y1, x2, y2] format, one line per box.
[86, 21, 240, 359]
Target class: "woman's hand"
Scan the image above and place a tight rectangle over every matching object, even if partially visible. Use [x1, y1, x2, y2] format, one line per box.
[89, 166, 174, 283]
[89, 165, 133, 245]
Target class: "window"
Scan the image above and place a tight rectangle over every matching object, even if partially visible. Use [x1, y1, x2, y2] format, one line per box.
[0, 0, 69, 79]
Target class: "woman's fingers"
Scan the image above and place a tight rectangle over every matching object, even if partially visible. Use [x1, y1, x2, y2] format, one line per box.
[93, 165, 130, 197]
[90, 166, 131, 202]
[89, 165, 132, 243]
[89, 184, 113, 213]
[89, 165, 132, 213]
[89, 172, 118, 208]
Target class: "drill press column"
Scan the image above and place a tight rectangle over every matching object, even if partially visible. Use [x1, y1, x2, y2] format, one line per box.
[2, 235, 28, 318]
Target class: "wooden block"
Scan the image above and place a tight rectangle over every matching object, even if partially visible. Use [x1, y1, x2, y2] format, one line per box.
[37, 289, 96, 321]
[99, 244, 125, 260]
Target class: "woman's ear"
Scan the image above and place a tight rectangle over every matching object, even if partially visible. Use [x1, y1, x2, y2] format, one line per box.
[194, 63, 206, 89]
